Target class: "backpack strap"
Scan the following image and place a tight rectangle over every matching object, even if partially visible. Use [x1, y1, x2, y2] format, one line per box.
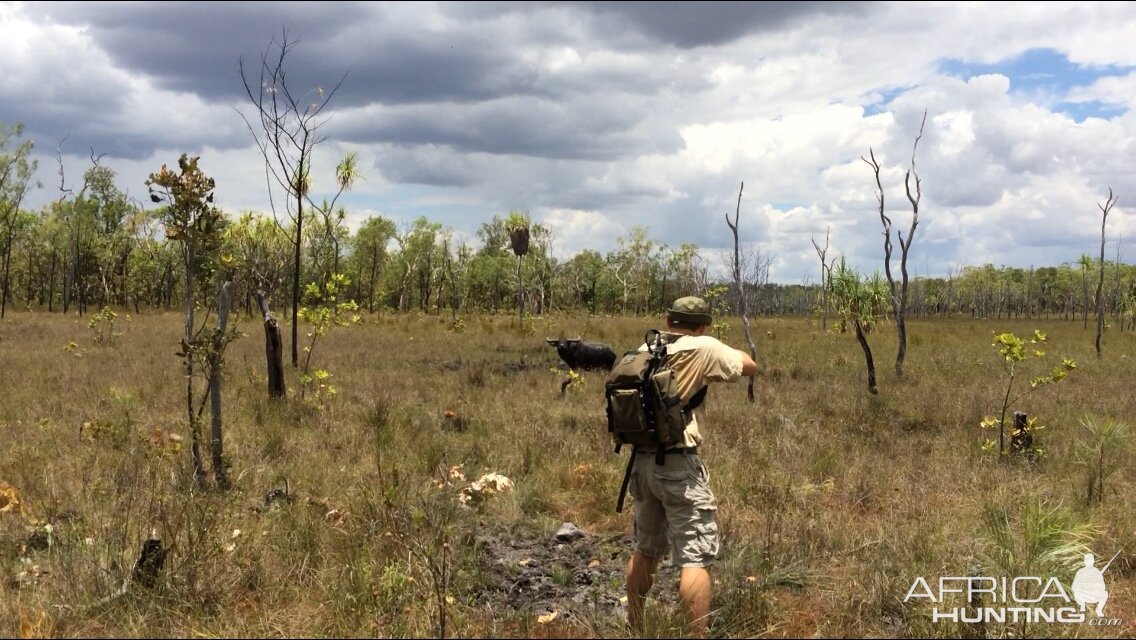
[685, 385, 708, 412]
[645, 328, 664, 355]
[653, 386, 706, 467]
[655, 332, 706, 465]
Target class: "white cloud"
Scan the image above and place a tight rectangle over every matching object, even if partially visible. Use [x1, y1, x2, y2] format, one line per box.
[4, 1, 1135, 286]
[540, 208, 624, 260]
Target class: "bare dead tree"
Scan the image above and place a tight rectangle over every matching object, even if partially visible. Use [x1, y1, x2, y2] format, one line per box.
[725, 182, 758, 402]
[239, 29, 349, 368]
[863, 109, 926, 379]
[1096, 188, 1117, 358]
[811, 226, 832, 331]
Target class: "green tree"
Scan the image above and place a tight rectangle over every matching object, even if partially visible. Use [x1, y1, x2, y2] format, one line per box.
[389, 217, 442, 312]
[605, 225, 655, 315]
[828, 258, 890, 395]
[81, 164, 139, 309]
[349, 215, 397, 314]
[559, 249, 604, 314]
[5, 208, 38, 310]
[222, 211, 291, 315]
[0, 122, 38, 318]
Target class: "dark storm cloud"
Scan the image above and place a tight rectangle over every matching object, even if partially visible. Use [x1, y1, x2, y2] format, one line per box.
[17, 1, 852, 166]
[29, 1, 359, 102]
[27, 1, 558, 108]
[28, 1, 868, 108]
[18, 0, 713, 162]
[342, 94, 684, 164]
[573, 1, 876, 48]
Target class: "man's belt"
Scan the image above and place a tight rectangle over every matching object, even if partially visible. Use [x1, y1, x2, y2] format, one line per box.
[635, 447, 698, 456]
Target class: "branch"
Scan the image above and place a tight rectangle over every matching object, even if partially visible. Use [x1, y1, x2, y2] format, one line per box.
[901, 109, 926, 254]
[55, 136, 73, 202]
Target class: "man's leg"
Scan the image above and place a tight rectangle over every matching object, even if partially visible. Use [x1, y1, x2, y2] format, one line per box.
[679, 565, 712, 637]
[1096, 593, 1108, 617]
[626, 551, 659, 631]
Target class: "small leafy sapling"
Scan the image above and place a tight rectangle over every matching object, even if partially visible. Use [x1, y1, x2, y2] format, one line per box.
[88, 306, 124, 344]
[556, 367, 583, 394]
[980, 330, 1077, 458]
[298, 272, 360, 404]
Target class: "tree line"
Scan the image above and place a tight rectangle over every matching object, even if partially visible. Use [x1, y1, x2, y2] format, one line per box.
[3, 123, 1135, 330]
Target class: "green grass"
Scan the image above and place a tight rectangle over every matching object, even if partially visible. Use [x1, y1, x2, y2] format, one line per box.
[2, 310, 1135, 638]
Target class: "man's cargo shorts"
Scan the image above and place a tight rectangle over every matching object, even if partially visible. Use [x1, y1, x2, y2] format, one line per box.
[628, 451, 719, 567]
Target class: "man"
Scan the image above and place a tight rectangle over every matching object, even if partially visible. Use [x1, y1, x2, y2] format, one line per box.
[625, 296, 758, 636]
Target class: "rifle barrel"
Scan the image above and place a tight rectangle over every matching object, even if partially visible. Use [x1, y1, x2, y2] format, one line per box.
[1101, 549, 1122, 574]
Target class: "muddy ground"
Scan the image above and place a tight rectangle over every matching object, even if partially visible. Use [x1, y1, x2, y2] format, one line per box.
[469, 521, 687, 634]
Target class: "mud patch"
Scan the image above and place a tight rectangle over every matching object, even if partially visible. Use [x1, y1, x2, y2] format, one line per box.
[470, 523, 634, 627]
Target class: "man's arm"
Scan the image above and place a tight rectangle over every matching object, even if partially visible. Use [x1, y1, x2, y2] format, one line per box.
[737, 350, 757, 377]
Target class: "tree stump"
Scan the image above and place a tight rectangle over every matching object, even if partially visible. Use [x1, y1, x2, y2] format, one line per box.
[131, 538, 167, 588]
[256, 291, 286, 398]
[1010, 411, 1033, 458]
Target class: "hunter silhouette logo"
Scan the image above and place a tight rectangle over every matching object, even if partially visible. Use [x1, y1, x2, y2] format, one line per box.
[1072, 551, 1119, 617]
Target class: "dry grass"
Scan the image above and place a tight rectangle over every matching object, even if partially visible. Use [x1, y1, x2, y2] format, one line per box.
[2, 310, 1136, 638]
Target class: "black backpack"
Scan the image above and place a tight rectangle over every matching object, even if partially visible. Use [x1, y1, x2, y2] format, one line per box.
[604, 329, 706, 512]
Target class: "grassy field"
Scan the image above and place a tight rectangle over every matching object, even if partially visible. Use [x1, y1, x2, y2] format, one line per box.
[1, 309, 1135, 638]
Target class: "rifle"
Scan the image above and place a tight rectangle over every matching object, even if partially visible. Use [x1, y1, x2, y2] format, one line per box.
[616, 453, 635, 513]
[1100, 549, 1122, 574]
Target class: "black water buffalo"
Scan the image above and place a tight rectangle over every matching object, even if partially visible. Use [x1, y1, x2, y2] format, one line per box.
[545, 337, 618, 394]
[545, 337, 617, 372]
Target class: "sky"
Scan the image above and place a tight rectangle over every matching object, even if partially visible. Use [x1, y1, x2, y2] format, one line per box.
[1, 1, 1134, 285]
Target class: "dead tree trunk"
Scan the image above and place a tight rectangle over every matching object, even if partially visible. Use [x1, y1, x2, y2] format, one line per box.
[725, 181, 758, 402]
[864, 110, 925, 379]
[1096, 188, 1117, 359]
[257, 291, 286, 398]
[853, 319, 878, 395]
[131, 538, 167, 589]
[1010, 411, 1034, 460]
[812, 228, 832, 332]
[210, 280, 233, 489]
